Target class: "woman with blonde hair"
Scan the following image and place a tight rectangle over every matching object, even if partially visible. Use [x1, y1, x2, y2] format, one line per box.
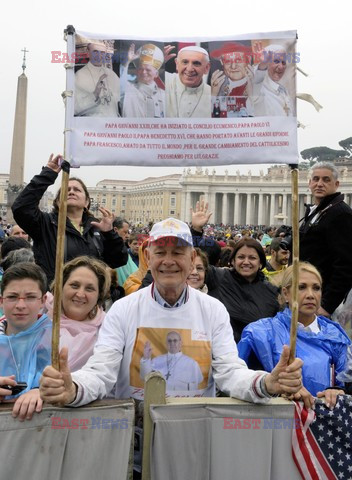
[238, 262, 351, 408]
[46, 256, 111, 371]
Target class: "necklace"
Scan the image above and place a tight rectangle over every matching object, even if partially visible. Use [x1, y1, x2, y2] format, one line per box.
[165, 353, 182, 380]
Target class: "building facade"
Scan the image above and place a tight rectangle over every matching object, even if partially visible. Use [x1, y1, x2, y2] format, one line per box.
[180, 164, 352, 224]
[88, 174, 182, 224]
[86, 162, 352, 226]
[1, 161, 352, 226]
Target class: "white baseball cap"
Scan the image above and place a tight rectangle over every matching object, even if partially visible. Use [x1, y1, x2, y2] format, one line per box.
[149, 218, 193, 247]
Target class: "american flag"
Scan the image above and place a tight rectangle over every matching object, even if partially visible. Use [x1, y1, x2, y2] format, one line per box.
[292, 397, 352, 480]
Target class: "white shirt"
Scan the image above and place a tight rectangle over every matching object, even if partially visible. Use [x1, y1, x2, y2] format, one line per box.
[298, 316, 320, 334]
[122, 74, 165, 118]
[74, 62, 120, 117]
[71, 285, 270, 404]
[165, 72, 211, 118]
[252, 73, 293, 117]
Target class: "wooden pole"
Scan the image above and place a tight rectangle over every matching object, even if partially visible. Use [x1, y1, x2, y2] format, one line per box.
[51, 26, 75, 370]
[51, 168, 69, 370]
[289, 166, 299, 364]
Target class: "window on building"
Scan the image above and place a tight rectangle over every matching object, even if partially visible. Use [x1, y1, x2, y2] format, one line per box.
[170, 197, 176, 207]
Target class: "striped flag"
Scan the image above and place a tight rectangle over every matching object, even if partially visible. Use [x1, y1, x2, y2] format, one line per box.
[292, 397, 352, 479]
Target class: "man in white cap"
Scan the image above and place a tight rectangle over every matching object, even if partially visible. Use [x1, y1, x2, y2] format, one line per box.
[165, 45, 211, 117]
[121, 43, 165, 118]
[40, 217, 305, 409]
[74, 40, 120, 117]
[251, 44, 294, 117]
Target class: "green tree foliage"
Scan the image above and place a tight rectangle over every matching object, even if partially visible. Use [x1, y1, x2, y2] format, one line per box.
[300, 146, 347, 163]
[338, 137, 352, 155]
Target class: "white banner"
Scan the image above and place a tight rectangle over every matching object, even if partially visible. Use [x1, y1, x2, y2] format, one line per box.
[66, 29, 298, 167]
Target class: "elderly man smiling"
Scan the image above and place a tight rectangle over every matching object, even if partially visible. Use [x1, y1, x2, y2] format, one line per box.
[40, 217, 304, 408]
[210, 42, 254, 104]
[165, 45, 211, 117]
[121, 43, 165, 118]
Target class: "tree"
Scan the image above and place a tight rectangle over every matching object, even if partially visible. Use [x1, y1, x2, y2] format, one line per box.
[300, 146, 347, 163]
[298, 161, 311, 170]
[338, 137, 352, 156]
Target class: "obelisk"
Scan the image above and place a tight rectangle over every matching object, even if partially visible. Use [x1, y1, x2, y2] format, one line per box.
[7, 48, 28, 222]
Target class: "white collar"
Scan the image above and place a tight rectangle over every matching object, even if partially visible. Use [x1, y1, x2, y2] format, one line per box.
[228, 77, 247, 89]
[176, 75, 204, 94]
[137, 81, 157, 92]
[153, 284, 188, 308]
[298, 315, 320, 334]
[264, 74, 287, 94]
[87, 61, 107, 74]
[167, 352, 182, 359]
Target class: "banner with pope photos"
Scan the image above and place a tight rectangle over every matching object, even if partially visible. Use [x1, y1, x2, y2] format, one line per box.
[130, 327, 212, 400]
[67, 29, 298, 167]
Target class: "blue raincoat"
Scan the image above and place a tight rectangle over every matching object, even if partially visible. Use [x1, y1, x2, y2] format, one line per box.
[238, 308, 351, 396]
[0, 314, 52, 398]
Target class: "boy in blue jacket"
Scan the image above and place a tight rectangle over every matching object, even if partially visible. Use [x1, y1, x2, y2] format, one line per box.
[0, 263, 51, 421]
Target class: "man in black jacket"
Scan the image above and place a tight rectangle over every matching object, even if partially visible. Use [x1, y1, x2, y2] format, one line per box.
[300, 162, 352, 316]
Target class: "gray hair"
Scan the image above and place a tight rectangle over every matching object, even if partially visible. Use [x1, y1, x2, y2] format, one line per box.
[311, 162, 339, 181]
[1, 248, 35, 272]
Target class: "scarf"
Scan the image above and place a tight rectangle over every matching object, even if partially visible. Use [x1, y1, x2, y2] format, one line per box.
[45, 292, 104, 372]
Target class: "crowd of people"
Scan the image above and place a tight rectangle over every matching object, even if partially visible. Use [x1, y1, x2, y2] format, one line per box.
[0, 160, 352, 477]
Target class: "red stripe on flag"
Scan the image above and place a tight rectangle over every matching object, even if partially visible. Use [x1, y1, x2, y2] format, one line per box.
[292, 404, 320, 480]
[306, 429, 337, 480]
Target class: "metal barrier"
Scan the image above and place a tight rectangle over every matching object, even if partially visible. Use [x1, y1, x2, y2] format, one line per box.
[143, 373, 300, 480]
[0, 399, 134, 480]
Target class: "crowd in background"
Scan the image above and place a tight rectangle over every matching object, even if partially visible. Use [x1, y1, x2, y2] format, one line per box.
[1, 160, 352, 425]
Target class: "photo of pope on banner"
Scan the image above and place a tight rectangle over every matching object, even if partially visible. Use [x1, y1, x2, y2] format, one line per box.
[66, 28, 301, 167]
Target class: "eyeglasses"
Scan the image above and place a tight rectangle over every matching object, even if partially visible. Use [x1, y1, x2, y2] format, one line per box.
[194, 266, 205, 273]
[2, 295, 43, 304]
